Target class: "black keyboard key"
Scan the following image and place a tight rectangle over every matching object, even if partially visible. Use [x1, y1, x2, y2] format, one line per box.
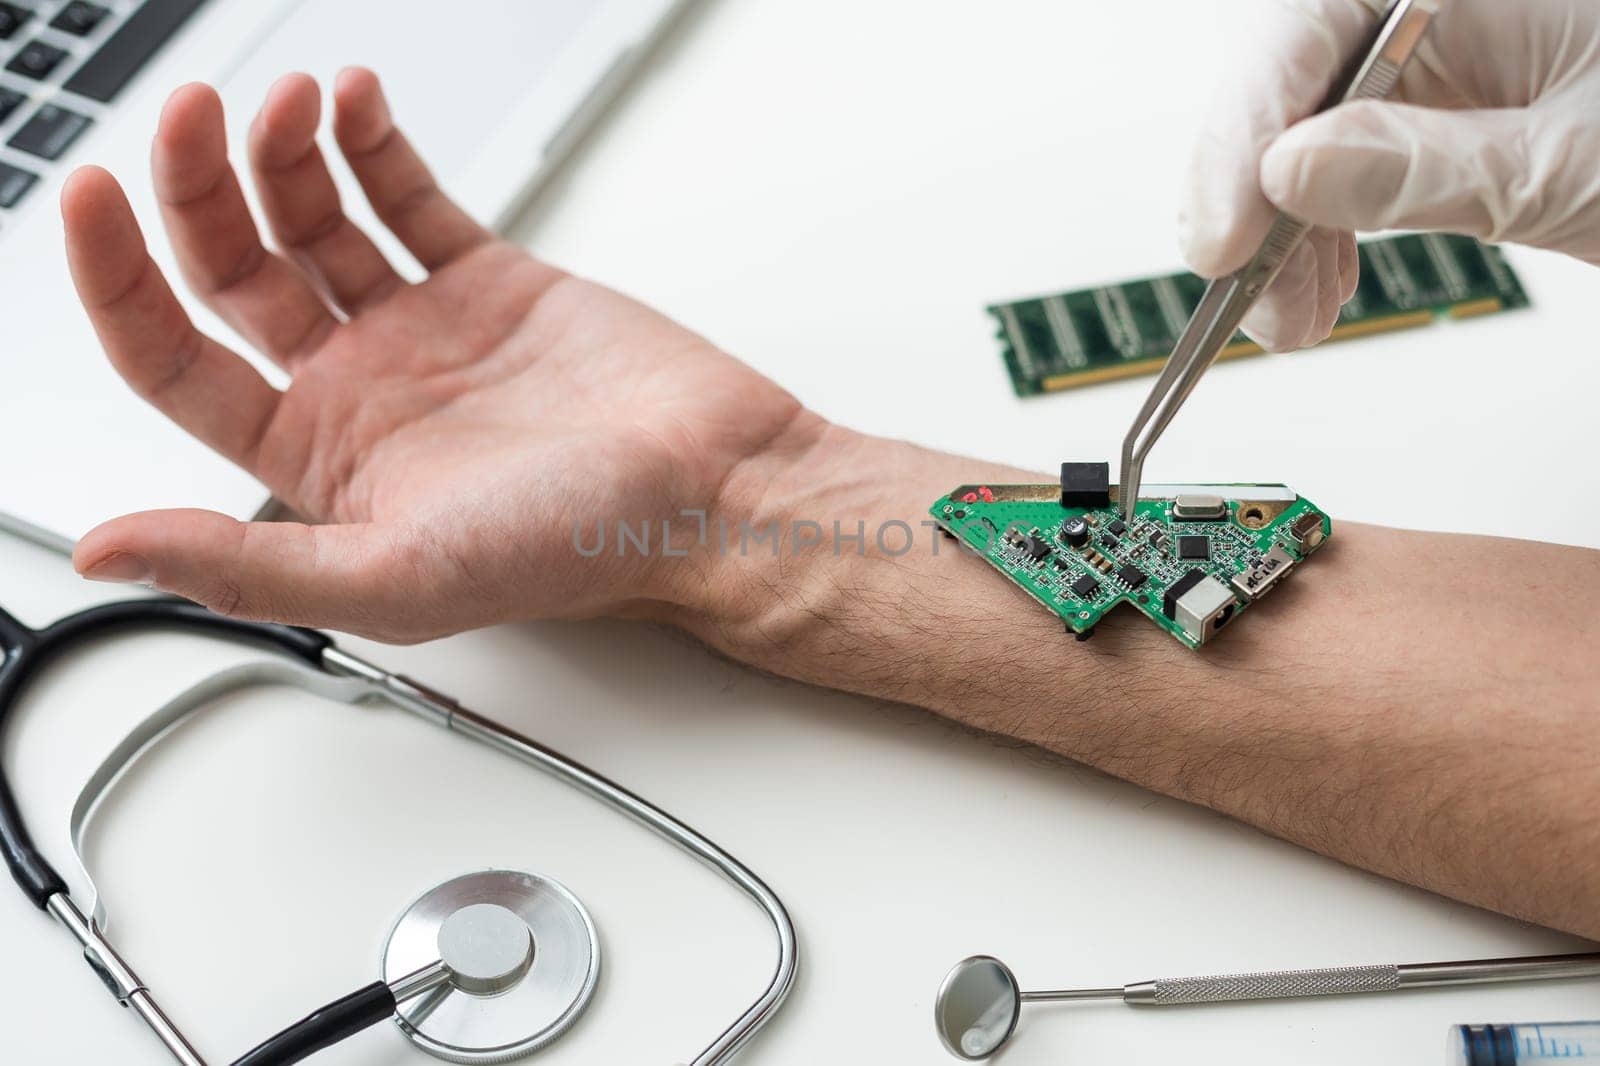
[0, 160, 37, 207]
[0, 2, 31, 40]
[51, 1, 110, 36]
[6, 39, 68, 80]
[8, 102, 91, 159]
[0, 84, 24, 123]
[63, 0, 208, 103]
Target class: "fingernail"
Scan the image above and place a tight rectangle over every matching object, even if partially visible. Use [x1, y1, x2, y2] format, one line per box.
[83, 552, 153, 586]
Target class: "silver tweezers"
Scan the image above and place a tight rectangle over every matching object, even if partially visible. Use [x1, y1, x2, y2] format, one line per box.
[1118, 0, 1444, 524]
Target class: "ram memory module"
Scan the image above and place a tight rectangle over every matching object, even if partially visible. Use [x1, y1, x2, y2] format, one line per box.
[992, 233, 1529, 396]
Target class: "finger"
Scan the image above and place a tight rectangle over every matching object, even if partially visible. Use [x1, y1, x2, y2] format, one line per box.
[62, 167, 282, 471]
[248, 73, 403, 313]
[1336, 229, 1359, 305]
[1261, 101, 1600, 264]
[332, 66, 493, 270]
[151, 83, 336, 368]
[74, 510, 436, 641]
[1307, 226, 1343, 347]
[1239, 240, 1318, 353]
[1180, 0, 1382, 278]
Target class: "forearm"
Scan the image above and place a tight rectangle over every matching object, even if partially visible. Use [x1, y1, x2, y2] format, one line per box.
[666, 419, 1600, 938]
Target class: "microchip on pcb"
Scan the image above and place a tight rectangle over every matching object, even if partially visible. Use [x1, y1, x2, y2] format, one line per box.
[1021, 534, 1051, 561]
[1116, 564, 1147, 590]
[1060, 462, 1110, 509]
[1177, 535, 1211, 560]
[1070, 573, 1100, 598]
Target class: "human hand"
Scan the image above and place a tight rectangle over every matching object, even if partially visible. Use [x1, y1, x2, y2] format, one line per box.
[65, 69, 814, 641]
[1180, 0, 1600, 352]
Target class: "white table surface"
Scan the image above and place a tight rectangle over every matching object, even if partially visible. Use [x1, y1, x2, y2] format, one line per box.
[4, 1, 1597, 1064]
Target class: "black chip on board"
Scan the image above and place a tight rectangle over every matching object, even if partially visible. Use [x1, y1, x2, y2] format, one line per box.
[1070, 573, 1100, 598]
[1177, 535, 1211, 560]
[1117, 564, 1147, 590]
[1107, 518, 1127, 535]
[1162, 568, 1207, 619]
[1060, 461, 1111, 508]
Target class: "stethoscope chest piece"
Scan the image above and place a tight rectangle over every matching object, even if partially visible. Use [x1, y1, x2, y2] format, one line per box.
[383, 869, 600, 1064]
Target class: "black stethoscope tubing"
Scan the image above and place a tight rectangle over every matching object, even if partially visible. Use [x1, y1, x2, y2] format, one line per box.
[0, 597, 330, 911]
[0, 598, 374, 1065]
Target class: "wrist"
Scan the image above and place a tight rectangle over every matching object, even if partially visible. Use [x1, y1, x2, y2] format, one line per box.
[657, 419, 1064, 699]
[650, 415, 880, 641]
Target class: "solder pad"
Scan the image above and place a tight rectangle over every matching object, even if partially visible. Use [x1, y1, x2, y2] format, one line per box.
[992, 233, 1529, 396]
[930, 483, 1331, 649]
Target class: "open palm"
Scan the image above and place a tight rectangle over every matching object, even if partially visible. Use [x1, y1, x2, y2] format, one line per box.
[65, 69, 806, 640]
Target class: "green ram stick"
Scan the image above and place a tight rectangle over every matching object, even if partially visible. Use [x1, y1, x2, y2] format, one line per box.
[929, 472, 1331, 649]
[992, 233, 1528, 396]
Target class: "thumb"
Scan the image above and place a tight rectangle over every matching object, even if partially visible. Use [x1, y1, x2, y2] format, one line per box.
[1261, 100, 1600, 262]
[73, 509, 435, 642]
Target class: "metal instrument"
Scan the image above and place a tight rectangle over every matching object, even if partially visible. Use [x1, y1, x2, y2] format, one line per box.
[0, 583, 797, 1065]
[935, 953, 1600, 1060]
[1118, 0, 1444, 524]
[1452, 1021, 1600, 1065]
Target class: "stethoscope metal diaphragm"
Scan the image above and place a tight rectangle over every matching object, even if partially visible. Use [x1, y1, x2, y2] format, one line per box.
[383, 869, 600, 1064]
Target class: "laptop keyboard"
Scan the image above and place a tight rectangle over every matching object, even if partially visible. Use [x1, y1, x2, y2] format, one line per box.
[0, 0, 207, 234]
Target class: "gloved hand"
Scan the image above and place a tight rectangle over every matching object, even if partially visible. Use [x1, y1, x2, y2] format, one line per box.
[1180, 0, 1600, 352]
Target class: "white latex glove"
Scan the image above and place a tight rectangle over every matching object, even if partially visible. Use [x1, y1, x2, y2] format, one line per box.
[1180, 0, 1600, 352]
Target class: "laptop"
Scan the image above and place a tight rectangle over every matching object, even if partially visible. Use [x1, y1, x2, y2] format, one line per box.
[0, 0, 691, 545]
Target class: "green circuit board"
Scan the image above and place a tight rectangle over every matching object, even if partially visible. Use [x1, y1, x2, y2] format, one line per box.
[992, 233, 1529, 396]
[929, 480, 1331, 649]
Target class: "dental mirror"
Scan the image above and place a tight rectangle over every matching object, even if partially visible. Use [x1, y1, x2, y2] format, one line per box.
[935, 955, 1022, 1060]
[935, 949, 1600, 1061]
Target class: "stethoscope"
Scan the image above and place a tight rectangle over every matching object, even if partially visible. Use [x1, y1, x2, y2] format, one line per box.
[0, 539, 797, 1065]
